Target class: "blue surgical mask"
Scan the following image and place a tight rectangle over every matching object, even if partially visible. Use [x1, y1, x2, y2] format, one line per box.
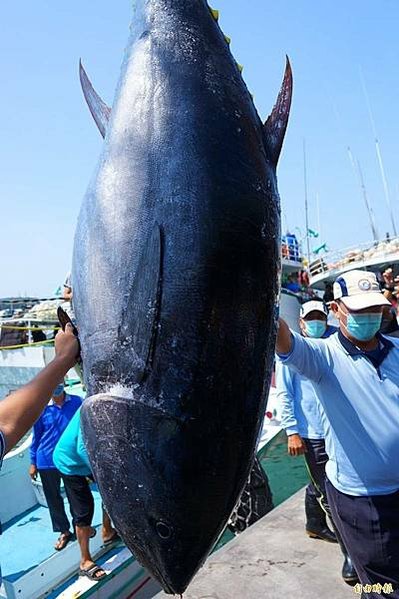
[345, 312, 382, 341]
[304, 320, 327, 338]
[53, 384, 64, 397]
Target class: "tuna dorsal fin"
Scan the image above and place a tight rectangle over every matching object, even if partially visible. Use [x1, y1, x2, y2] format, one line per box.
[79, 59, 111, 139]
[263, 57, 293, 167]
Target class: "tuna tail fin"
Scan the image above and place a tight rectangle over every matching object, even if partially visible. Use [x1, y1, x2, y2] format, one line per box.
[79, 59, 111, 138]
[263, 56, 293, 167]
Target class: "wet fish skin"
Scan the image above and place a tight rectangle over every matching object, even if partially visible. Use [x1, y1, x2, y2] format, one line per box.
[73, 0, 292, 594]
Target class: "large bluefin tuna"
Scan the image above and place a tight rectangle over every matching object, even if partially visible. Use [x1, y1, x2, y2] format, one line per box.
[73, 0, 292, 594]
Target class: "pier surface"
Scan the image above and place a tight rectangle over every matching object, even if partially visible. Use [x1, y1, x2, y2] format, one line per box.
[155, 488, 355, 599]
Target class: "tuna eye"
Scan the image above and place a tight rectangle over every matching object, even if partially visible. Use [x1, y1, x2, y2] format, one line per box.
[156, 521, 172, 539]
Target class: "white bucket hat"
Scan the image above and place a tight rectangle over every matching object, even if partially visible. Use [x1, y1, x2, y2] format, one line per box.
[333, 270, 390, 311]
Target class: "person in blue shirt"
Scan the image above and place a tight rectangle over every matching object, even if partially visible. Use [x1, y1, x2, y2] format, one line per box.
[284, 274, 301, 293]
[276, 269, 399, 597]
[277, 300, 358, 584]
[53, 408, 90, 477]
[53, 408, 119, 581]
[277, 300, 336, 542]
[29, 383, 82, 551]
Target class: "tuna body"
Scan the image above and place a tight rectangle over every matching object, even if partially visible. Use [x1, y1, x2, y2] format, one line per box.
[73, 1, 291, 593]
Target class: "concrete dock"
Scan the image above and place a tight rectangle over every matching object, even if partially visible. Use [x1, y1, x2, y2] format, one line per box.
[155, 488, 355, 599]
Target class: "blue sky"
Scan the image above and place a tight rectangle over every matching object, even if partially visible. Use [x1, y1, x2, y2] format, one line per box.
[1, 1, 399, 297]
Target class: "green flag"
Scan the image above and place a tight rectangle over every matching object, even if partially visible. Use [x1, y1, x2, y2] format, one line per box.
[313, 243, 328, 255]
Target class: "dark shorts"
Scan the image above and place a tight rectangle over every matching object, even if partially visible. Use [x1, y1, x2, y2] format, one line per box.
[62, 474, 94, 528]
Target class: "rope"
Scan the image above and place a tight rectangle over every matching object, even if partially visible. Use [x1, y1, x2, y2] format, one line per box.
[0, 340, 54, 351]
[0, 325, 60, 331]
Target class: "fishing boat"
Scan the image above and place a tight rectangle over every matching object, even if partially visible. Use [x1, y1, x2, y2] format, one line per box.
[308, 235, 399, 289]
[0, 385, 281, 599]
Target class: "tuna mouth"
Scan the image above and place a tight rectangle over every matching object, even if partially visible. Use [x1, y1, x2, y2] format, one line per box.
[148, 563, 192, 596]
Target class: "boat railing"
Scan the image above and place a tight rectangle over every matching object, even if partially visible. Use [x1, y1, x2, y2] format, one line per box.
[309, 236, 399, 280]
[281, 236, 303, 264]
[0, 296, 65, 350]
[0, 319, 59, 350]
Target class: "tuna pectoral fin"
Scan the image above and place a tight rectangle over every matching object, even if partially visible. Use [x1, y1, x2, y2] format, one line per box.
[120, 226, 163, 382]
[263, 56, 293, 167]
[79, 59, 111, 138]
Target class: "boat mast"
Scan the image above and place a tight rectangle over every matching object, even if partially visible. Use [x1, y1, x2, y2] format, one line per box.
[303, 139, 311, 267]
[360, 70, 397, 236]
[316, 192, 321, 240]
[347, 146, 379, 243]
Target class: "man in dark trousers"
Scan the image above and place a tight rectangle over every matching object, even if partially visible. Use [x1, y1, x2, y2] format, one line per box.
[277, 300, 358, 584]
[276, 270, 399, 598]
[29, 382, 82, 550]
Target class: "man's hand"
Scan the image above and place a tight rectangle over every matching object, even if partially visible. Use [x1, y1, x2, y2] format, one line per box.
[29, 464, 38, 480]
[63, 287, 73, 301]
[55, 324, 79, 368]
[383, 268, 394, 288]
[287, 433, 307, 456]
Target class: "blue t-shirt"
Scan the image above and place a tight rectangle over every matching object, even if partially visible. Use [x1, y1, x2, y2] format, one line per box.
[29, 394, 82, 469]
[53, 407, 91, 477]
[277, 331, 399, 496]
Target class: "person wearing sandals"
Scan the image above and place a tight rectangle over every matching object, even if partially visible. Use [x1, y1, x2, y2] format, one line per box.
[54, 407, 120, 581]
[0, 325, 79, 585]
[29, 381, 82, 551]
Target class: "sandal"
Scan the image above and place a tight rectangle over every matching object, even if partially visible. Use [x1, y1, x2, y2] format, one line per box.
[54, 532, 73, 551]
[103, 531, 121, 547]
[79, 564, 107, 581]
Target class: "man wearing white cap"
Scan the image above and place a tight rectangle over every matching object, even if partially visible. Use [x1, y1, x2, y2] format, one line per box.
[276, 270, 399, 596]
[277, 301, 358, 584]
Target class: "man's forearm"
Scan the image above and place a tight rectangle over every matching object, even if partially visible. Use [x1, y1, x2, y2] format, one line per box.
[276, 318, 293, 354]
[0, 355, 74, 452]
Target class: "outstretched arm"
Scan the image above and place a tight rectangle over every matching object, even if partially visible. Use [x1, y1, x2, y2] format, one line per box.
[276, 319, 328, 385]
[0, 324, 79, 454]
[276, 318, 293, 355]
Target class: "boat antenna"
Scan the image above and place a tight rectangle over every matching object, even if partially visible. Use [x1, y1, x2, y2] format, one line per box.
[359, 68, 397, 236]
[303, 139, 311, 268]
[282, 208, 290, 234]
[347, 146, 379, 242]
[328, 93, 380, 242]
[315, 192, 321, 240]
